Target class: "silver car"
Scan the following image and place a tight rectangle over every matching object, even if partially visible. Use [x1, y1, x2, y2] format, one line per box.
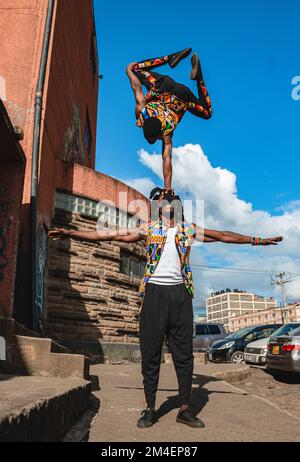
[244, 338, 269, 365]
[267, 325, 300, 373]
[193, 323, 227, 352]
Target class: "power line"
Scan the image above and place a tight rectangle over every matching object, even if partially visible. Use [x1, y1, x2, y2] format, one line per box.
[191, 264, 300, 277]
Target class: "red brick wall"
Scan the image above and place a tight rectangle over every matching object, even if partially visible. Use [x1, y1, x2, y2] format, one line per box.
[39, 0, 99, 225]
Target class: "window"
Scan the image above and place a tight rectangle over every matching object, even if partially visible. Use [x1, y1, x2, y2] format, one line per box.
[195, 325, 208, 336]
[120, 251, 146, 278]
[85, 112, 92, 159]
[208, 325, 221, 335]
[55, 192, 142, 229]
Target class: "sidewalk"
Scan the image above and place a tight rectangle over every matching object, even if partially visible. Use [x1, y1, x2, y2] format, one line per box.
[83, 363, 300, 442]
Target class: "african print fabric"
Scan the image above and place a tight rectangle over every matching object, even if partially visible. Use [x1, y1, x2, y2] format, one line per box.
[134, 57, 212, 136]
[138, 219, 196, 300]
[136, 89, 188, 137]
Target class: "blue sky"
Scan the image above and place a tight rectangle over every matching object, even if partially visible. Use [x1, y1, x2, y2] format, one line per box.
[94, 0, 300, 213]
[93, 1, 300, 309]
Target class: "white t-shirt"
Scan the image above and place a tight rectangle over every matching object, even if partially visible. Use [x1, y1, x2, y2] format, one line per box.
[148, 227, 183, 285]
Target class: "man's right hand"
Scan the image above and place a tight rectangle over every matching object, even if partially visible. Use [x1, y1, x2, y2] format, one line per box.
[48, 227, 70, 239]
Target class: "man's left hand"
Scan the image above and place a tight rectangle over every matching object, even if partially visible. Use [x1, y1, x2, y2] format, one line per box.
[261, 236, 283, 245]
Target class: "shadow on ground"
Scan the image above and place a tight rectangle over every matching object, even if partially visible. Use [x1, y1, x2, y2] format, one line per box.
[63, 394, 101, 442]
[156, 373, 245, 421]
[265, 368, 300, 385]
[115, 372, 246, 421]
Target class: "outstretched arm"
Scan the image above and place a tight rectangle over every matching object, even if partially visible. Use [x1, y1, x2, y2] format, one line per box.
[194, 224, 283, 245]
[126, 62, 146, 118]
[48, 227, 146, 243]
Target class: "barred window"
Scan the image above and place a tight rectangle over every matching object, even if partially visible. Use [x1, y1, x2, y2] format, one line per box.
[120, 251, 146, 278]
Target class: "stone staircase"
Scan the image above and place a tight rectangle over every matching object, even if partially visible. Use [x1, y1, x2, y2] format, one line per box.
[0, 317, 89, 379]
[0, 317, 91, 441]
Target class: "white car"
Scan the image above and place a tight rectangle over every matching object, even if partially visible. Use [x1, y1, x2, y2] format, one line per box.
[244, 338, 269, 365]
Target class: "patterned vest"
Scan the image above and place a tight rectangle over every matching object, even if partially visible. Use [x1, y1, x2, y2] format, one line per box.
[138, 219, 196, 300]
[136, 89, 189, 137]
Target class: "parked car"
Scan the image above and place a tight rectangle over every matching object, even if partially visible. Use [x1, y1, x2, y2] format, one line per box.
[208, 324, 282, 364]
[244, 323, 300, 365]
[193, 323, 227, 352]
[267, 323, 300, 373]
[244, 338, 271, 365]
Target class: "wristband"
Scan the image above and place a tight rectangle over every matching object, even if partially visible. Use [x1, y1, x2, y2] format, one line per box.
[251, 237, 263, 246]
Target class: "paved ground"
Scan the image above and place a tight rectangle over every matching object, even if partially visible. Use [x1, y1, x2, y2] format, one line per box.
[236, 365, 300, 422]
[66, 363, 300, 442]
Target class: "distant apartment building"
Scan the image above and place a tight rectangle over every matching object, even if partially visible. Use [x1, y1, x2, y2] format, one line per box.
[229, 303, 300, 332]
[206, 289, 277, 332]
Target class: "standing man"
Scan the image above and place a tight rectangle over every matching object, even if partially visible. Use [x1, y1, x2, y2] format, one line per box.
[126, 48, 213, 193]
[48, 190, 282, 429]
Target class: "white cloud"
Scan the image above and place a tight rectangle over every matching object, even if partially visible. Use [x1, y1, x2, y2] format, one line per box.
[129, 143, 300, 303]
[120, 177, 156, 198]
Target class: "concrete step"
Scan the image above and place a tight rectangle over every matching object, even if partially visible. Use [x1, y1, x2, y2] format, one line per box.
[0, 335, 90, 379]
[48, 353, 90, 379]
[0, 374, 91, 442]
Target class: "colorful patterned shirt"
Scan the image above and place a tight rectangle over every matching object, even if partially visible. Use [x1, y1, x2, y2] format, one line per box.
[138, 219, 196, 299]
[136, 89, 189, 137]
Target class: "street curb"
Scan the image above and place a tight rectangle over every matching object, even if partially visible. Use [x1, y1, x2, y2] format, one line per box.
[211, 365, 251, 384]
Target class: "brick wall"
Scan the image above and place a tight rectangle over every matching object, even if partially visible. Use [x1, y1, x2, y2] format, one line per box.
[44, 208, 147, 347]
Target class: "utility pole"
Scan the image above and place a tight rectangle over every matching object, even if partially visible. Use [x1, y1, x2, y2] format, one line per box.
[272, 272, 291, 324]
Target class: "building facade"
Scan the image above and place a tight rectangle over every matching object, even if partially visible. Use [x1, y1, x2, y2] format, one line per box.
[206, 289, 277, 332]
[0, 0, 149, 355]
[0, 100, 26, 319]
[229, 303, 300, 332]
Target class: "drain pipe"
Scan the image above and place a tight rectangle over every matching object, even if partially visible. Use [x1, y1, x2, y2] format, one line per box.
[30, 0, 55, 331]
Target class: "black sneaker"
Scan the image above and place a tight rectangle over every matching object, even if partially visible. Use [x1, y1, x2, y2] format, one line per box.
[176, 408, 205, 428]
[137, 408, 156, 428]
[190, 53, 204, 81]
[168, 47, 192, 68]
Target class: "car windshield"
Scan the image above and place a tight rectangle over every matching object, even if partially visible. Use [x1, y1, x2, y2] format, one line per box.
[271, 323, 300, 337]
[289, 326, 300, 337]
[226, 327, 254, 339]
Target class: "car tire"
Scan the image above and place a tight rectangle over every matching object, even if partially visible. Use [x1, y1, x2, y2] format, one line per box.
[230, 351, 245, 364]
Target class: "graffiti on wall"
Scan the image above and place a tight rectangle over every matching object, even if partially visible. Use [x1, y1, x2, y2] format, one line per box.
[35, 225, 48, 333]
[63, 104, 86, 165]
[0, 185, 13, 282]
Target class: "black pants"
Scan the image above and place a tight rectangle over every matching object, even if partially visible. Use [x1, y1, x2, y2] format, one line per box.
[133, 53, 212, 119]
[139, 283, 194, 409]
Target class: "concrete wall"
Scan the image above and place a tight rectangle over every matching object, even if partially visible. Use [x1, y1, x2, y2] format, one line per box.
[55, 161, 149, 219]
